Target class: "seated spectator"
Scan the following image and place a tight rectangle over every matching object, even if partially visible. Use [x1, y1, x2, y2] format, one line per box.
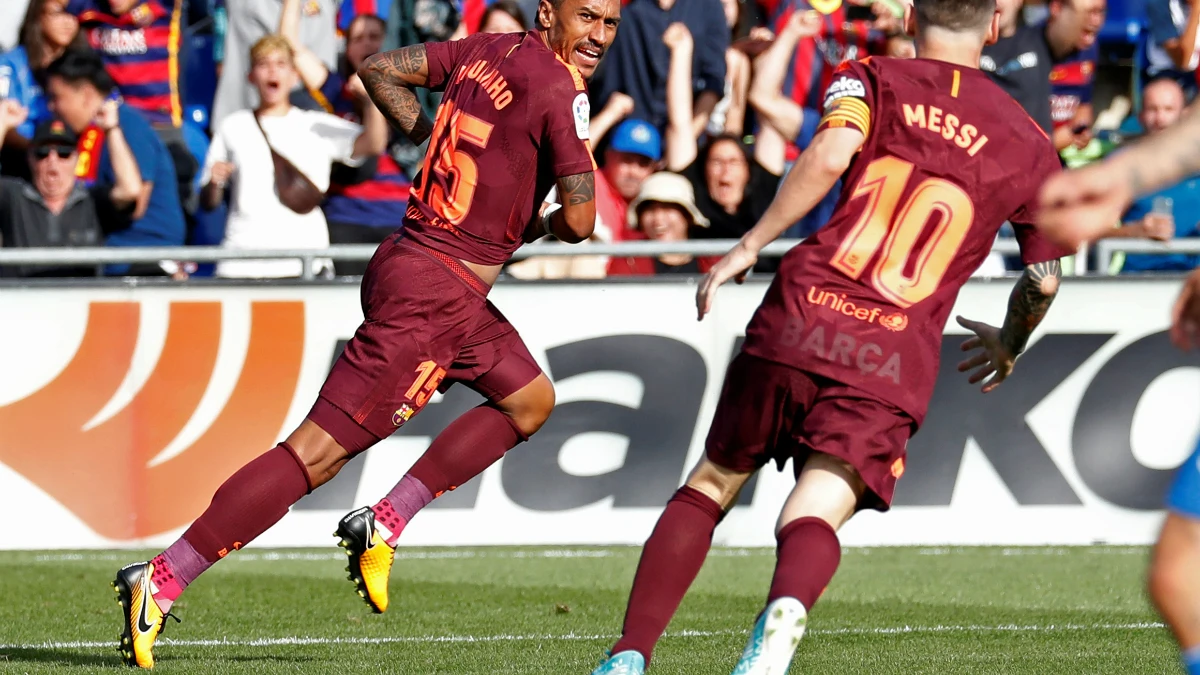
[280, 0, 389, 275]
[45, 49, 185, 274]
[1147, 0, 1200, 97]
[592, 0, 729, 135]
[202, 35, 383, 279]
[0, 0, 83, 151]
[608, 171, 717, 276]
[0, 101, 141, 277]
[1098, 78, 1200, 272]
[477, 0, 527, 33]
[664, 22, 782, 240]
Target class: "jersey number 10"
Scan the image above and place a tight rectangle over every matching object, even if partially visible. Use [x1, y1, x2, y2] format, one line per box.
[417, 100, 496, 226]
[831, 155, 975, 308]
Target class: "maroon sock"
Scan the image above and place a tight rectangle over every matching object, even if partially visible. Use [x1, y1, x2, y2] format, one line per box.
[371, 476, 433, 547]
[611, 486, 724, 664]
[150, 443, 312, 609]
[767, 516, 842, 611]
[407, 405, 525, 498]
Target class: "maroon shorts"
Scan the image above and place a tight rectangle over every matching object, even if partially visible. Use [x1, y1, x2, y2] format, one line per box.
[309, 236, 542, 455]
[705, 352, 916, 511]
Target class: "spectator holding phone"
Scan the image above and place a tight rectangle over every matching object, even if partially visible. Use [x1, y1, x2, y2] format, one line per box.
[1092, 78, 1200, 272]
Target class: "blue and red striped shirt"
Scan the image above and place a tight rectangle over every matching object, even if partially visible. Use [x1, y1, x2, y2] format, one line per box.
[1049, 43, 1097, 129]
[69, 0, 184, 128]
[760, 0, 879, 114]
[313, 72, 411, 228]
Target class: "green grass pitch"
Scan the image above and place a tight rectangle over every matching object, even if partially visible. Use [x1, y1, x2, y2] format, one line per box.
[0, 546, 1180, 673]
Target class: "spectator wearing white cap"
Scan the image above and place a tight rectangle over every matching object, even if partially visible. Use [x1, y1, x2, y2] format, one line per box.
[608, 171, 718, 276]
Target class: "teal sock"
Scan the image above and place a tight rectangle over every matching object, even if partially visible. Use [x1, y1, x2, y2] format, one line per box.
[1184, 645, 1200, 675]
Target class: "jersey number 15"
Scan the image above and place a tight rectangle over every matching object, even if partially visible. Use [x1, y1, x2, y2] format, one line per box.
[832, 155, 974, 308]
[417, 100, 495, 226]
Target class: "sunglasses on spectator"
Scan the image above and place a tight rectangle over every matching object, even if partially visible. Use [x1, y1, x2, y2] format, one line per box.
[33, 146, 75, 160]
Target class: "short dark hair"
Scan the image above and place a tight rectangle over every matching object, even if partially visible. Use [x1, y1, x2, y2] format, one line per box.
[44, 49, 116, 95]
[914, 0, 996, 33]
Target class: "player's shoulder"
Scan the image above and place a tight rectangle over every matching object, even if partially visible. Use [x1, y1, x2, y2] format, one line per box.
[518, 36, 588, 94]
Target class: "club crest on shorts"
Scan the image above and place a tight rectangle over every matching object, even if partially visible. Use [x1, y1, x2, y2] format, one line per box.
[392, 404, 415, 427]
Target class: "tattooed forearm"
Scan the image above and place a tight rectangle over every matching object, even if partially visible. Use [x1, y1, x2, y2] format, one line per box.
[999, 259, 1061, 357]
[559, 172, 595, 205]
[359, 46, 434, 146]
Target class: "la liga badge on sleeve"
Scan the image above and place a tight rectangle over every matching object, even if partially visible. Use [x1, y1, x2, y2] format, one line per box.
[573, 93, 590, 140]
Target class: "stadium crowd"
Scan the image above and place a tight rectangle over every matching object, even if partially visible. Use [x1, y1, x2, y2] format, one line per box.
[0, 0, 1188, 278]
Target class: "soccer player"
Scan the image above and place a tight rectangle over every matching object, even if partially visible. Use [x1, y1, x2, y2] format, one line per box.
[1039, 106, 1200, 675]
[111, 0, 619, 667]
[591, 2, 1071, 673]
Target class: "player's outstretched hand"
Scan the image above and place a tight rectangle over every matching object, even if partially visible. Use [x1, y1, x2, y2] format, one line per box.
[696, 244, 758, 321]
[1170, 268, 1200, 350]
[1037, 161, 1134, 250]
[955, 316, 1016, 394]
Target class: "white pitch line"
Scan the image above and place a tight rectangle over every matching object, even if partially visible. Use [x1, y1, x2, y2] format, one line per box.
[26, 547, 1146, 564]
[0, 622, 1166, 652]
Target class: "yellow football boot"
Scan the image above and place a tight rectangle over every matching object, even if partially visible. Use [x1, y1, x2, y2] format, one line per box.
[335, 506, 395, 613]
[112, 562, 177, 669]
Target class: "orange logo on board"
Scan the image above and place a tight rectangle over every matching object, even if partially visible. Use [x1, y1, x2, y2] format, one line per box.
[0, 301, 305, 540]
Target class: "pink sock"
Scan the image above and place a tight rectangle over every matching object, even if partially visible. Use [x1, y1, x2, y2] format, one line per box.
[371, 475, 433, 546]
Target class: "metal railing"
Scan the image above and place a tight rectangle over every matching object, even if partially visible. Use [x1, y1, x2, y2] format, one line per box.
[1093, 239, 1200, 274]
[0, 237, 1079, 281]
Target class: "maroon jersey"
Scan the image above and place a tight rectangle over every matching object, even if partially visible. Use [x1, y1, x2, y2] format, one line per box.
[402, 31, 597, 265]
[742, 57, 1072, 425]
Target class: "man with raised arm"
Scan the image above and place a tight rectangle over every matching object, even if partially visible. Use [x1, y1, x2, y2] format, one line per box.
[110, 0, 620, 667]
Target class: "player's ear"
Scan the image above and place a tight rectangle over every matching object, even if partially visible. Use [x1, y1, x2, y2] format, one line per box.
[536, 0, 554, 30]
[986, 10, 1001, 46]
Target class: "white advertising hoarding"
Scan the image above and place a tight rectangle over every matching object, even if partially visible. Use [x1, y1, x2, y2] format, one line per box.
[0, 277, 1194, 549]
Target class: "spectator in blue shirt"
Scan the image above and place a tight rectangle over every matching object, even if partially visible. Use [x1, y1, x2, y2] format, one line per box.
[0, 0, 84, 166]
[591, 0, 729, 135]
[44, 49, 185, 275]
[1098, 78, 1200, 272]
[1147, 0, 1200, 97]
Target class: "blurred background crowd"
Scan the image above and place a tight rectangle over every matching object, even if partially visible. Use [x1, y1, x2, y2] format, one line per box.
[0, 0, 1188, 279]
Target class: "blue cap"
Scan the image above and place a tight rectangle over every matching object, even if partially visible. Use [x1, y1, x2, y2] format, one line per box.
[609, 119, 662, 162]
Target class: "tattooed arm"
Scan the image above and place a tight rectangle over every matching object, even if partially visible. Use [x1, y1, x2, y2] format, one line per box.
[999, 259, 1062, 357]
[956, 259, 1062, 393]
[358, 45, 434, 146]
[543, 172, 597, 244]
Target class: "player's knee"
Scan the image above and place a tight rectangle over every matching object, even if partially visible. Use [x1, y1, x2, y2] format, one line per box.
[686, 459, 752, 509]
[285, 420, 352, 489]
[1148, 552, 1184, 612]
[501, 375, 556, 437]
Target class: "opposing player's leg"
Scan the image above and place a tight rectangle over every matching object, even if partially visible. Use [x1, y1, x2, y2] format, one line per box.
[113, 237, 484, 668]
[1148, 442, 1200, 675]
[729, 386, 913, 675]
[595, 353, 806, 674]
[341, 308, 549, 613]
